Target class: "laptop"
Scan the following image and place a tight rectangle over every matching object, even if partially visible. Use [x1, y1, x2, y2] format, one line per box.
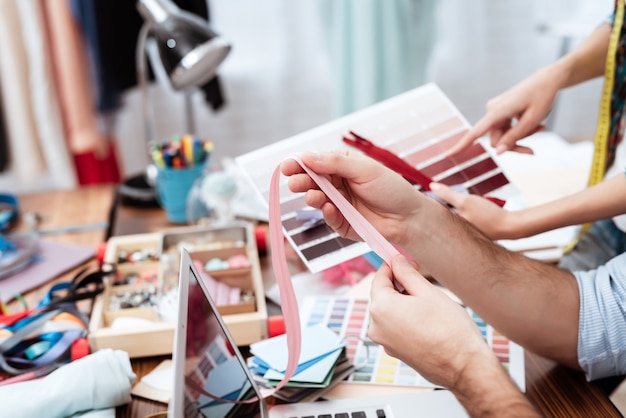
[170, 249, 469, 417]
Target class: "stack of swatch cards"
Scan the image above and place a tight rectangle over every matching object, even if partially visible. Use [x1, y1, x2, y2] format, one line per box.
[297, 296, 525, 391]
[247, 324, 355, 402]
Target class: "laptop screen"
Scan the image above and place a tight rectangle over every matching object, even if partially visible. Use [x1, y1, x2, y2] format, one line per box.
[170, 250, 265, 418]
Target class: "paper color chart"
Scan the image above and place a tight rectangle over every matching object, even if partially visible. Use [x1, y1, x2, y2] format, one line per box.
[300, 296, 525, 391]
[236, 83, 519, 273]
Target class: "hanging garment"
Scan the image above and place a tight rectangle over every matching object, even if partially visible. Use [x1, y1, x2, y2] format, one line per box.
[319, 0, 438, 116]
[0, 0, 47, 185]
[42, 0, 121, 185]
[16, 0, 77, 188]
[0, 82, 8, 173]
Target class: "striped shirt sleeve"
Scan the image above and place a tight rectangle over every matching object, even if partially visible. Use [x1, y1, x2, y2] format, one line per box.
[575, 253, 626, 380]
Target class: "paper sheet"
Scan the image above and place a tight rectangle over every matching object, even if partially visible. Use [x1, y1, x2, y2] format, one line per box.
[0, 238, 95, 303]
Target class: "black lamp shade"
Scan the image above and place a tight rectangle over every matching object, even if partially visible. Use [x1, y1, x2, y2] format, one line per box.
[138, 0, 231, 90]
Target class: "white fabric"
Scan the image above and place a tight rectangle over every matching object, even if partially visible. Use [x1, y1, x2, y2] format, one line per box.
[16, 0, 77, 190]
[69, 409, 115, 418]
[0, 0, 45, 185]
[0, 349, 136, 418]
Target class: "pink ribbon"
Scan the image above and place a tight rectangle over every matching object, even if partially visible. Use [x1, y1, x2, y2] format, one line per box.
[190, 154, 403, 402]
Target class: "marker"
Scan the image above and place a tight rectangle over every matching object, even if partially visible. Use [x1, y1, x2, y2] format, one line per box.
[182, 135, 194, 166]
[151, 149, 165, 168]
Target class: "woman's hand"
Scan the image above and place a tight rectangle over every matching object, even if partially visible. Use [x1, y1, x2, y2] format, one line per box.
[447, 67, 560, 156]
[429, 182, 515, 240]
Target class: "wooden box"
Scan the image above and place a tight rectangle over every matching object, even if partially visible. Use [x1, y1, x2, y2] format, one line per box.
[88, 223, 268, 358]
[161, 222, 268, 346]
[103, 283, 160, 326]
[186, 247, 257, 316]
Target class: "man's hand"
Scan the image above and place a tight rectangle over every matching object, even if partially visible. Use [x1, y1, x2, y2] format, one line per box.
[281, 151, 423, 248]
[368, 255, 541, 417]
[368, 255, 489, 389]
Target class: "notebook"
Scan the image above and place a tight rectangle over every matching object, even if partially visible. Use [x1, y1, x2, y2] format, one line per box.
[170, 249, 469, 417]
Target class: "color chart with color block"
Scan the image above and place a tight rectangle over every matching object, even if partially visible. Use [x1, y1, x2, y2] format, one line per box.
[299, 296, 525, 391]
[236, 83, 520, 273]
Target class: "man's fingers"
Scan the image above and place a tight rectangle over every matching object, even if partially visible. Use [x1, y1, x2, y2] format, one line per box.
[371, 255, 427, 297]
[370, 262, 396, 296]
[287, 172, 319, 194]
[389, 255, 429, 295]
[280, 158, 306, 176]
[282, 151, 359, 186]
[300, 151, 363, 180]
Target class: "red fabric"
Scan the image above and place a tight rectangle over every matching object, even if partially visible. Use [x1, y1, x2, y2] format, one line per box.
[72, 139, 121, 185]
[71, 337, 90, 361]
[43, 1, 122, 186]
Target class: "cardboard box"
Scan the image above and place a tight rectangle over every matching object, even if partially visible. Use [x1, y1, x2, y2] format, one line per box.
[88, 223, 268, 358]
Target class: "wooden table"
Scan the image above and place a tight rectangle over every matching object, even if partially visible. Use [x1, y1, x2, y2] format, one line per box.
[11, 185, 115, 306]
[10, 186, 623, 417]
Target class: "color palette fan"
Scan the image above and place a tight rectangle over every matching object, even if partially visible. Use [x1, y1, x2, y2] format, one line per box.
[236, 83, 519, 273]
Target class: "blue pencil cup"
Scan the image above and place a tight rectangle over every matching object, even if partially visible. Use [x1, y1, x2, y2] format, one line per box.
[156, 165, 206, 223]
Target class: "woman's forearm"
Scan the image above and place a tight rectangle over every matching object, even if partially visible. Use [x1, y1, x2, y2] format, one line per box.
[547, 22, 611, 89]
[505, 173, 626, 239]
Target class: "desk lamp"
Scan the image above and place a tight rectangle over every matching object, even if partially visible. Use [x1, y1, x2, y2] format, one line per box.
[120, 0, 231, 206]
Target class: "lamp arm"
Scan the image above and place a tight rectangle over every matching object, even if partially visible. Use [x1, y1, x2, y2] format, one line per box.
[184, 91, 196, 136]
[136, 21, 156, 148]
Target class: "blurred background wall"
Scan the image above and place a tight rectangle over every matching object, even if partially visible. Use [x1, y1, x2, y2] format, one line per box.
[0, 0, 614, 192]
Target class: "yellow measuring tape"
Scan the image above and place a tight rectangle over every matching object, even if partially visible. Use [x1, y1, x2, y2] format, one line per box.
[563, 0, 625, 253]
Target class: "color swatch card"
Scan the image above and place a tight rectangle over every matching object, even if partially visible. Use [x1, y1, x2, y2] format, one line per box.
[299, 296, 525, 391]
[235, 83, 519, 273]
[249, 323, 345, 374]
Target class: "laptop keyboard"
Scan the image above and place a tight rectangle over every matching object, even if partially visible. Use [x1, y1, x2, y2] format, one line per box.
[288, 410, 386, 418]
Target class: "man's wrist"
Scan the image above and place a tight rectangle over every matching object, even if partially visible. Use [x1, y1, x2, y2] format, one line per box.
[451, 350, 540, 417]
